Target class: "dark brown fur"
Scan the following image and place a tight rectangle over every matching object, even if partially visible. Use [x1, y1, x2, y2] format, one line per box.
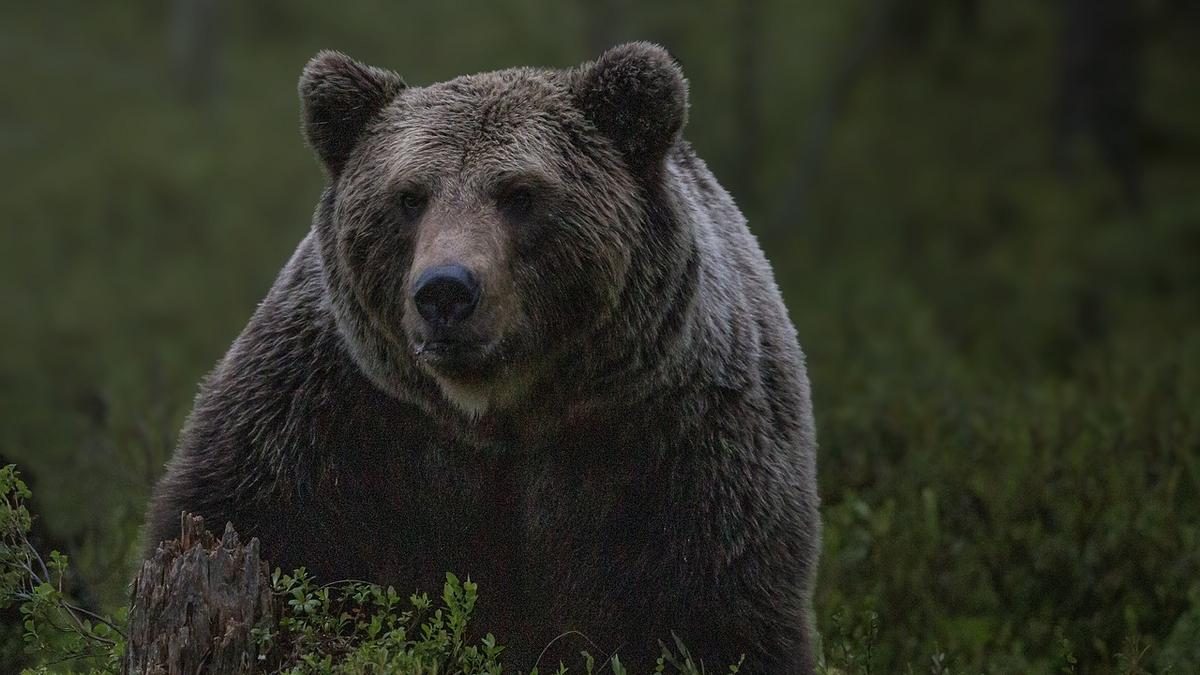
[144, 43, 820, 672]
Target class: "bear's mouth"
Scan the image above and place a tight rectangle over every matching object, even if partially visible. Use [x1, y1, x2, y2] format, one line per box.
[414, 338, 500, 380]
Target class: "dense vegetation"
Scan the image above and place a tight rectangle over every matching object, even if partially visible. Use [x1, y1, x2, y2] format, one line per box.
[2, 1, 1198, 672]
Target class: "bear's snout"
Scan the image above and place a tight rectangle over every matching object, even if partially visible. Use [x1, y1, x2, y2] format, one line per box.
[412, 264, 481, 329]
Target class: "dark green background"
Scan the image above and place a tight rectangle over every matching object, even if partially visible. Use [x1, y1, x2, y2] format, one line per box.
[3, 1, 1198, 672]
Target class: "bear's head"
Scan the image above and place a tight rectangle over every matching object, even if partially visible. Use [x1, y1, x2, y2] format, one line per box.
[300, 44, 690, 427]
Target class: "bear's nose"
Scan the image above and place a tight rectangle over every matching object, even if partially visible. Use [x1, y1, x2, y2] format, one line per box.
[412, 264, 481, 328]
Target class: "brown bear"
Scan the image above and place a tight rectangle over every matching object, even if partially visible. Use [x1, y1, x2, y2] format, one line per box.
[144, 43, 820, 672]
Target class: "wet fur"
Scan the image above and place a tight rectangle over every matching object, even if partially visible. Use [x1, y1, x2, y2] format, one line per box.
[144, 43, 820, 672]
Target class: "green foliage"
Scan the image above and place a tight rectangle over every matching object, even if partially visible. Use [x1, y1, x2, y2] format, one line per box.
[0, 466, 126, 674]
[259, 569, 506, 674]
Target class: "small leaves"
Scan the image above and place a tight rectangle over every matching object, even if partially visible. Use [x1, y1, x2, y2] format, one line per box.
[0, 465, 125, 673]
[264, 565, 506, 674]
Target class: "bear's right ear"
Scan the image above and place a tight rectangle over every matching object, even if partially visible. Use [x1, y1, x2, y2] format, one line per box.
[299, 51, 405, 177]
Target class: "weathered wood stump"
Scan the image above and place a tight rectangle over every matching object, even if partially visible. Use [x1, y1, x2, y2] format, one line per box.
[124, 514, 276, 675]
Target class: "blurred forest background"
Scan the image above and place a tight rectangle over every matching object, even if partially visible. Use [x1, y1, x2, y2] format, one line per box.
[2, 0, 1199, 672]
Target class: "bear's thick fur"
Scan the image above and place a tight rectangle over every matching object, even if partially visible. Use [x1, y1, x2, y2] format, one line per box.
[145, 43, 820, 672]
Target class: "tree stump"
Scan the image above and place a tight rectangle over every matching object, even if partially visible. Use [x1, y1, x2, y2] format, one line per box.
[125, 514, 276, 675]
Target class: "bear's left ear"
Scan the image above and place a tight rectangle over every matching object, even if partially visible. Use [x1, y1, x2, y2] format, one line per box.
[573, 42, 688, 181]
[299, 50, 406, 177]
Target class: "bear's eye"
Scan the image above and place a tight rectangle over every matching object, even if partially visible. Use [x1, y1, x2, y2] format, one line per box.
[396, 191, 428, 216]
[500, 186, 536, 215]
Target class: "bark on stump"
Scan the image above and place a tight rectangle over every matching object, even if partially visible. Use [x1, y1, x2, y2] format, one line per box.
[125, 514, 275, 675]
